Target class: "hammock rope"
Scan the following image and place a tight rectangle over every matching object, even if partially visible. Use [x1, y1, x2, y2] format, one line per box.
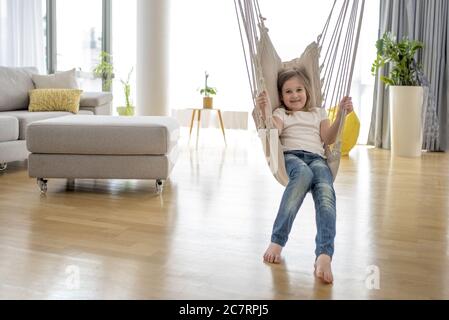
[234, 0, 365, 186]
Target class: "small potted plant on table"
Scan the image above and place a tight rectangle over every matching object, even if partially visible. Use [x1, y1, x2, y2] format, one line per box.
[200, 71, 217, 109]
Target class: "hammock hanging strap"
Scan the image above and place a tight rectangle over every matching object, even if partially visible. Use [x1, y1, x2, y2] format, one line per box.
[235, 0, 365, 186]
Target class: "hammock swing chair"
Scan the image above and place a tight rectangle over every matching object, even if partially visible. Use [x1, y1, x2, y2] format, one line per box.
[234, 0, 365, 186]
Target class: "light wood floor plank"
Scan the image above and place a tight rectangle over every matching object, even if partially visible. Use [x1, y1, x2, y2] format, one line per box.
[1, 129, 448, 299]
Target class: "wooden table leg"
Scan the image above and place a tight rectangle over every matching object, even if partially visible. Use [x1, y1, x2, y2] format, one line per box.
[196, 109, 202, 142]
[189, 109, 196, 140]
[217, 109, 227, 145]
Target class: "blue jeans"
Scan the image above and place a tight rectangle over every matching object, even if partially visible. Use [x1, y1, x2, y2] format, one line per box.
[271, 150, 336, 258]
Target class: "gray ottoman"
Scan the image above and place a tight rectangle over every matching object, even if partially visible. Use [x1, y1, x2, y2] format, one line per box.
[27, 115, 180, 193]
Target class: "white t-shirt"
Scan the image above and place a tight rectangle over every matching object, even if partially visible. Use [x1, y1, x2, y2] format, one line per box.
[273, 107, 328, 157]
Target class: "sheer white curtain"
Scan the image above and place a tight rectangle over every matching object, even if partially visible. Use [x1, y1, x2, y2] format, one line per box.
[0, 0, 45, 72]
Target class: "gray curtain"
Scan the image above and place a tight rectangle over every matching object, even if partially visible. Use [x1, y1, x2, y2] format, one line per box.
[368, 0, 449, 151]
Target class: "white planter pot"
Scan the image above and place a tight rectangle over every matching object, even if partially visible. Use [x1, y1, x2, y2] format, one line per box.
[389, 86, 424, 157]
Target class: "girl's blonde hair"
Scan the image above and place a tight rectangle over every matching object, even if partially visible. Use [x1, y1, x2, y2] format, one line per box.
[277, 67, 313, 113]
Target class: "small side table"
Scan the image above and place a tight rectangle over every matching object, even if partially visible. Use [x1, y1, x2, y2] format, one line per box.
[188, 108, 226, 144]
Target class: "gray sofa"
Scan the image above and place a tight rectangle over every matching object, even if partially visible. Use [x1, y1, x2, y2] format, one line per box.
[0, 66, 113, 171]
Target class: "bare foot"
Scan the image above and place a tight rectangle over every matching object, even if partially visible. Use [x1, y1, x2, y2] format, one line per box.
[314, 254, 333, 284]
[263, 243, 283, 264]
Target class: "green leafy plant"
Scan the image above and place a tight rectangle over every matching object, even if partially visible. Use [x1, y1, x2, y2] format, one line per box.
[93, 51, 114, 92]
[371, 32, 424, 86]
[120, 67, 134, 108]
[199, 71, 217, 97]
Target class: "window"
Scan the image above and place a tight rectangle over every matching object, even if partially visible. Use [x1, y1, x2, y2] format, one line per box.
[42, 0, 47, 72]
[169, 0, 252, 112]
[56, 0, 103, 91]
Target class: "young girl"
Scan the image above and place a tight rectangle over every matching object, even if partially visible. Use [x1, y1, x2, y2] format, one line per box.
[256, 68, 353, 284]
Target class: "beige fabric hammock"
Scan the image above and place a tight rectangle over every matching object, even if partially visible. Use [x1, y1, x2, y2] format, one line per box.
[235, 0, 365, 186]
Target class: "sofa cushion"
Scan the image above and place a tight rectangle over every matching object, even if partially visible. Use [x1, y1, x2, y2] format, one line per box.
[27, 115, 180, 155]
[79, 103, 112, 116]
[80, 92, 113, 107]
[1, 110, 94, 140]
[0, 116, 19, 142]
[0, 140, 29, 163]
[0, 66, 38, 112]
[32, 69, 79, 89]
[29, 89, 83, 113]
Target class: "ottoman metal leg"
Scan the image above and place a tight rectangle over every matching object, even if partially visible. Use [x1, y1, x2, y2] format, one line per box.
[37, 178, 48, 194]
[0, 163, 7, 171]
[66, 179, 75, 190]
[156, 179, 163, 194]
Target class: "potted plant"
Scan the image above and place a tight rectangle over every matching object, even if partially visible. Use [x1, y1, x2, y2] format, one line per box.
[93, 51, 114, 92]
[117, 67, 135, 116]
[199, 71, 217, 109]
[371, 32, 424, 157]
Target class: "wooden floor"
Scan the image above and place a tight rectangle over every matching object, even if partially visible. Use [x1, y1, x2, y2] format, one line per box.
[1, 128, 449, 300]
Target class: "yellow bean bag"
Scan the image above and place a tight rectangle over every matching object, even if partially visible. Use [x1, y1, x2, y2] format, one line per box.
[327, 107, 360, 156]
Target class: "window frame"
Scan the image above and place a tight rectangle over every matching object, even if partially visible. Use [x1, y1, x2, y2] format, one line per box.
[45, 0, 112, 79]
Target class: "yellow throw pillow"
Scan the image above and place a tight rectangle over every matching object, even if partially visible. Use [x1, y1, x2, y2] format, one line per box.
[28, 89, 83, 113]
